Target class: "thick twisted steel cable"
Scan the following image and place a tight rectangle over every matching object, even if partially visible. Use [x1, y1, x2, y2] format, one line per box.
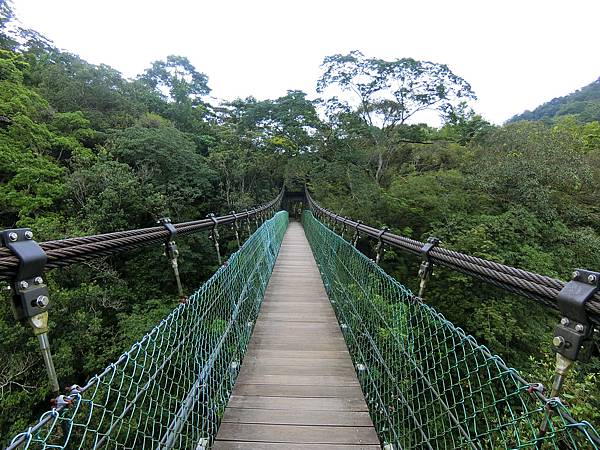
[0, 190, 283, 280]
[305, 190, 600, 324]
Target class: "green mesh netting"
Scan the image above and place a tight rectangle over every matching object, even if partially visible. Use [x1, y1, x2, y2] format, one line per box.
[8, 211, 289, 450]
[303, 210, 600, 450]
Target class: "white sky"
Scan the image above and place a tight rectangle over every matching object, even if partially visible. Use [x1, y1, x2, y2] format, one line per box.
[11, 0, 600, 125]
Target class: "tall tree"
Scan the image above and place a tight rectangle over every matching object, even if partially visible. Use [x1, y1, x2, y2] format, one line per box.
[317, 50, 475, 183]
[139, 55, 211, 132]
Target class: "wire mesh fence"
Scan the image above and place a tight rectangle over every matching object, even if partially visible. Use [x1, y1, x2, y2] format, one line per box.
[7, 211, 289, 450]
[303, 210, 600, 450]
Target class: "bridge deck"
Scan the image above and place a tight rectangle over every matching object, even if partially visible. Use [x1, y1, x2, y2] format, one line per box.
[213, 221, 379, 449]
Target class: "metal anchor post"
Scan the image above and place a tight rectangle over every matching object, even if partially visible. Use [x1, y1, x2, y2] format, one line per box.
[1, 228, 59, 395]
[158, 218, 184, 299]
[207, 214, 222, 265]
[418, 237, 440, 298]
[536, 269, 599, 447]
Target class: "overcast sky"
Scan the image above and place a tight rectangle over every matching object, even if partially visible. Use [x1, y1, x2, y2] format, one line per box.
[11, 0, 600, 125]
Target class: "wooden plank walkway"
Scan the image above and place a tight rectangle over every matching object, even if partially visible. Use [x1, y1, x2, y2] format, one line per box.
[213, 221, 379, 449]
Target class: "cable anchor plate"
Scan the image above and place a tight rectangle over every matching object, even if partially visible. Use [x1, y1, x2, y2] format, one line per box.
[553, 269, 599, 361]
[1, 228, 50, 325]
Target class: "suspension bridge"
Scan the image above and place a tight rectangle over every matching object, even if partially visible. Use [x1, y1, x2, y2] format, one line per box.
[1, 189, 600, 449]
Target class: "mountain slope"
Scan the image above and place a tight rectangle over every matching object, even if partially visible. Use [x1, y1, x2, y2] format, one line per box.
[509, 77, 600, 123]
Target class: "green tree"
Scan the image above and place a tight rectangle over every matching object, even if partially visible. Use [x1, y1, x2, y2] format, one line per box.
[317, 50, 475, 183]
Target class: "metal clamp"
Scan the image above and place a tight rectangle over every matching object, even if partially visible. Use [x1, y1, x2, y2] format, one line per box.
[352, 221, 363, 247]
[1, 228, 59, 394]
[418, 237, 440, 280]
[340, 217, 348, 239]
[250, 208, 259, 229]
[158, 217, 179, 261]
[552, 269, 599, 362]
[243, 209, 252, 236]
[375, 227, 389, 265]
[417, 237, 440, 298]
[1, 229, 49, 324]
[207, 214, 222, 265]
[158, 218, 184, 298]
[230, 211, 241, 249]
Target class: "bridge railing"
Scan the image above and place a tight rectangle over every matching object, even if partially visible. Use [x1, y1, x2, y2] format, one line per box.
[306, 189, 600, 408]
[0, 189, 283, 396]
[303, 209, 600, 449]
[6, 211, 289, 450]
[0, 189, 284, 279]
[306, 190, 600, 324]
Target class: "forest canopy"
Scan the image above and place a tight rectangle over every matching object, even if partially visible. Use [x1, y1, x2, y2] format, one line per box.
[1, 0, 600, 442]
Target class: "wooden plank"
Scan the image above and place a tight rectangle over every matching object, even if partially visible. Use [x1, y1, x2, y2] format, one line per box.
[235, 374, 359, 386]
[227, 396, 367, 411]
[233, 384, 365, 399]
[257, 313, 335, 323]
[241, 357, 353, 368]
[249, 336, 346, 345]
[244, 350, 350, 359]
[222, 408, 373, 426]
[213, 442, 380, 450]
[250, 343, 347, 352]
[214, 221, 377, 447]
[216, 423, 379, 445]
[238, 364, 356, 377]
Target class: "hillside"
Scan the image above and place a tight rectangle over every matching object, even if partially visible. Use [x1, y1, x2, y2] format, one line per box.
[509, 77, 600, 123]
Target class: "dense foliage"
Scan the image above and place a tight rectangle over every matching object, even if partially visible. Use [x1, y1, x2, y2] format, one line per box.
[1, 0, 600, 442]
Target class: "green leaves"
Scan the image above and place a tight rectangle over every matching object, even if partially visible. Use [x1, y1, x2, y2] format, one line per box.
[318, 51, 475, 127]
[140, 55, 210, 104]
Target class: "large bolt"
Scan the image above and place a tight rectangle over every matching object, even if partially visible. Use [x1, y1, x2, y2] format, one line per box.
[19, 281, 29, 289]
[24, 230, 33, 240]
[560, 317, 570, 326]
[553, 336, 565, 348]
[588, 274, 597, 284]
[34, 295, 49, 308]
[8, 232, 18, 242]
[575, 324, 585, 333]
[34, 276, 44, 285]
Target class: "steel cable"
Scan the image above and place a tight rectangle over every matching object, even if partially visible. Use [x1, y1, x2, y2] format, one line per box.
[306, 190, 600, 324]
[0, 190, 283, 280]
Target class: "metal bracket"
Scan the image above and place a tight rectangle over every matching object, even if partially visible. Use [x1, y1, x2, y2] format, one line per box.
[0, 229, 49, 323]
[418, 237, 440, 280]
[250, 208, 259, 229]
[230, 211, 240, 229]
[375, 227, 389, 264]
[352, 221, 363, 247]
[243, 209, 252, 236]
[207, 214, 222, 265]
[1, 228, 59, 394]
[158, 217, 179, 260]
[230, 211, 241, 249]
[552, 269, 599, 361]
[332, 213, 339, 230]
[340, 217, 348, 238]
